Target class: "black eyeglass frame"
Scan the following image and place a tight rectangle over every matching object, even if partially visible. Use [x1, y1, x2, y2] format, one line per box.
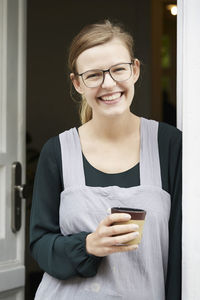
[75, 61, 134, 88]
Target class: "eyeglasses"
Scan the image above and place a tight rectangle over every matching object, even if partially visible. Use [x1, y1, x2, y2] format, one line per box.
[76, 62, 133, 88]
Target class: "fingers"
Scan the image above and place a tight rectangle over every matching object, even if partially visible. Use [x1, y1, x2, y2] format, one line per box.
[107, 231, 139, 246]
[106, 223, 139, 237]
[105, 244, 138, 255]
[99, 214, 139, 238]
[88, 214, 140, 257]
[101, 213, 131, 226]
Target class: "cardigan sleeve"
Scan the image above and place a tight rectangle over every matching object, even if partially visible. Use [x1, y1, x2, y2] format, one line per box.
[158, 122, 182, 300]
[29, 136, 102, 280]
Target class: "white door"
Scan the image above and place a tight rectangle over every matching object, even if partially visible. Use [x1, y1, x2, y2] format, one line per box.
[0, 0, 26, 299]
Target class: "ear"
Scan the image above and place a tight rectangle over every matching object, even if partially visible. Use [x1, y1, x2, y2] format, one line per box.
[132, 59, 140, 83]
[70, 73, 84, 94]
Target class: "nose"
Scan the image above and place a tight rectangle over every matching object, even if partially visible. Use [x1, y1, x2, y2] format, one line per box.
[101, 72, 116, 88]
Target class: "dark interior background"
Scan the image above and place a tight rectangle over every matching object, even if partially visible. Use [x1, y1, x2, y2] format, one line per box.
[25, 0, 177, 298]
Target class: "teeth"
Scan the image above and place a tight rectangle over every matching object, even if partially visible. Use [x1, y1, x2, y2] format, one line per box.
[100, 92, 121, 101]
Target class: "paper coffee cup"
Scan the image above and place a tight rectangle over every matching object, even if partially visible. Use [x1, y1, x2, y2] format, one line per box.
[111, 207, 146, 245]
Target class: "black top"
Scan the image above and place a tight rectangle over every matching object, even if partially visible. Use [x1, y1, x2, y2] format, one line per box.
[30, 121, 182, 299]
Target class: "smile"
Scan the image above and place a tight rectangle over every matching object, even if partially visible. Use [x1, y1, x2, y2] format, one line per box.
[98, 92, 124, 104]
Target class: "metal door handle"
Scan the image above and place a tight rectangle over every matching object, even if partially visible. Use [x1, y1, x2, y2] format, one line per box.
[11, 162, 29, 233]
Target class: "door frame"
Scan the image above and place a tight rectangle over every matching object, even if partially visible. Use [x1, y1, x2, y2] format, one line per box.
[0, 0, 26, 298]
[177, 0, 200, 299]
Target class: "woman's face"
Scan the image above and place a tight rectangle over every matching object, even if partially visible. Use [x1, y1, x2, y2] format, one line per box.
[71, 38, 140, 119]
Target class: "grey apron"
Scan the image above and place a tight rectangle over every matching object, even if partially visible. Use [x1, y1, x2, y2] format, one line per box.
[35, 117, 171, 300]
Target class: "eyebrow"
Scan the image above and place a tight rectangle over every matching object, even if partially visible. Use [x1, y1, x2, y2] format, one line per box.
[78, 61, 132, 75]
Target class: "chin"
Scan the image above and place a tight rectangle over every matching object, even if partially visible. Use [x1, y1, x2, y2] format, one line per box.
[100, 107, 130, 118]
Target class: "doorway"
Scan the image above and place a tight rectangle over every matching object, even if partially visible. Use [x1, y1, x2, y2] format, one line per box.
[25, 1, 177, 298]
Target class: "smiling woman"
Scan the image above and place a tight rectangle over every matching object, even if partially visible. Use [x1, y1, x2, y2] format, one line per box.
[30, 20, 182, 300]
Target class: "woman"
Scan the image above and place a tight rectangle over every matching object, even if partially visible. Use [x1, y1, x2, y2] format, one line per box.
[30, 20, 182, 299]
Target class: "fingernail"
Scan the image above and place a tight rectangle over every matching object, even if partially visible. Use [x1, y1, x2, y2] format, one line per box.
[132, 224, 139, 229]
[107, 208, 111, 214]
[124, 214, 131, 219]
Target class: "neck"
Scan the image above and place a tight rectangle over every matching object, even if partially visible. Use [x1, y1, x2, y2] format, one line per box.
[88, 111, 140, 142]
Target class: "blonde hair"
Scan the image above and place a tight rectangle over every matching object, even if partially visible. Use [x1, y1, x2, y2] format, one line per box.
[68, 20, 135, 124]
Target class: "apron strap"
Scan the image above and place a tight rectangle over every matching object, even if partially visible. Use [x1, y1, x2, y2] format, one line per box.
[59, 128, 85, 189]
[140, 117, 162, 188]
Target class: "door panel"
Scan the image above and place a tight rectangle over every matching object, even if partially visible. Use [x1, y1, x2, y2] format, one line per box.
[0, 0, 26, 299]
[0, 289, 23, 300]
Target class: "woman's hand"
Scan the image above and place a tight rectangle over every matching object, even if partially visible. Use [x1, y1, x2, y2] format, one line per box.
[86, 213, 139, 257]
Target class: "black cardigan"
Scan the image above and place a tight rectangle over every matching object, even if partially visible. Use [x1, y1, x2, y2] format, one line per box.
[30, 121, 182, 299]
